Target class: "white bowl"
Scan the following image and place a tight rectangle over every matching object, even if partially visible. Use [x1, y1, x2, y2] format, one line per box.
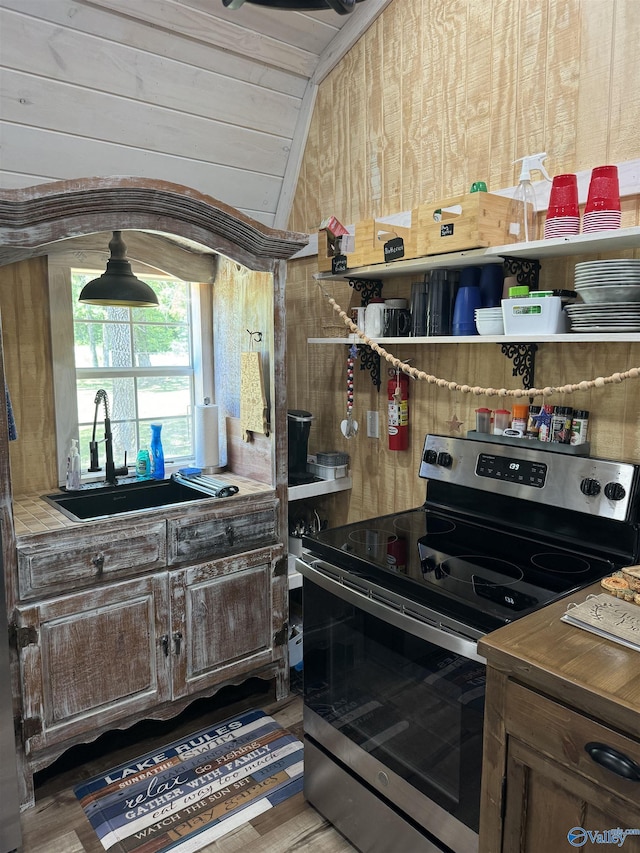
[476, 318, 505, 335]
[575, 284, 640, 303]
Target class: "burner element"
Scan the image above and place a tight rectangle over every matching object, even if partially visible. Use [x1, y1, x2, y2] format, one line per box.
[438, 555, 524, 586]
[348, 528, 398, 563]
[423, 517, 456, 535]
[531, 552, 592, 575]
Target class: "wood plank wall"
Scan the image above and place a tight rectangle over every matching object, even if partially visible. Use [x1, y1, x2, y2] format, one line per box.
[286, 0, 640, 524]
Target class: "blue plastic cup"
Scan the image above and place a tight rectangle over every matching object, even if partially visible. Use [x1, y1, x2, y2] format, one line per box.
[452, 286, 482, 335]
[479, 265, 505, 308]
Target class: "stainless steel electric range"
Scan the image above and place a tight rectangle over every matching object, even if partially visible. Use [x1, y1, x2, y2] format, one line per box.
[296, 434, 640, 853]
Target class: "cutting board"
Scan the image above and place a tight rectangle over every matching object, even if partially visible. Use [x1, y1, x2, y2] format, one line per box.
[240, 350, 268, 441]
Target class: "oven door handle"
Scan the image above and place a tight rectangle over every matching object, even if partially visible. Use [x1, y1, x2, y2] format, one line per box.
[297, 557, 485, 664]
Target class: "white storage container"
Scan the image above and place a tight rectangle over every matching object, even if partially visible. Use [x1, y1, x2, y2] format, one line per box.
[288, 628, 303, 669]
[502, 296, 567, 335]
[307, 455, 348, 480]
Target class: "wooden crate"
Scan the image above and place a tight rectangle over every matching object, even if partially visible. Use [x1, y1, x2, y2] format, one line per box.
[347, 219, 417, 268]
[317, 227, 346, 273]
[412, 192, 519, 256]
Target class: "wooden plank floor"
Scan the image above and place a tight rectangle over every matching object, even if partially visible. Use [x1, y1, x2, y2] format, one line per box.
[20, 679, 357, 853]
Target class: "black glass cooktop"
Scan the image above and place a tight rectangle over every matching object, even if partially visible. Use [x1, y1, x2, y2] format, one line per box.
[302, 506, 623, 632]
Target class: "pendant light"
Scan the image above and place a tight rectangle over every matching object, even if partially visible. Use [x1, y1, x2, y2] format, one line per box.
[78, 231, 159, 308]
[221, 0, 360, 13]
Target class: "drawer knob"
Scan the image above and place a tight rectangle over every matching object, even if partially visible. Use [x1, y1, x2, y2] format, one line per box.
[92, 552, 105, 574]
[585, 742, 640, 781]
[225, 525, 235, 545]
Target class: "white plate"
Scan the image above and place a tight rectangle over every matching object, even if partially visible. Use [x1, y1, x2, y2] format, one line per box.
[570, 325, 640, 332]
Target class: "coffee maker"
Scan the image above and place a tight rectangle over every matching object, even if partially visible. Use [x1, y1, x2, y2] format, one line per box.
[287, 410, 314, 486]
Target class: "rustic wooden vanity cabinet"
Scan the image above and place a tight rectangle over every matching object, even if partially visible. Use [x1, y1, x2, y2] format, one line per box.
[479, 583, 640, 853]
[0, 177, 308, 806]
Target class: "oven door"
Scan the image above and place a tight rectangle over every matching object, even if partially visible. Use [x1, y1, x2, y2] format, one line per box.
[298, 556, 484, 853]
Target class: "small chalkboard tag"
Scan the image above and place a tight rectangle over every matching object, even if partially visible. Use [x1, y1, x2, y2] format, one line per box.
[383, 236, 405, 262]
[332, 254, 347, 274]
[440, 223, 454, 237]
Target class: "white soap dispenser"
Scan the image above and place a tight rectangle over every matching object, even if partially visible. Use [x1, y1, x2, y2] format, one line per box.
[66, 439, 82, 490]
[508, 152, 552, 242]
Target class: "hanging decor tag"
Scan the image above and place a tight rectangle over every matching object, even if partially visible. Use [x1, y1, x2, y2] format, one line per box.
[383, 236, 405, 262]
[332, 254, 348, 274]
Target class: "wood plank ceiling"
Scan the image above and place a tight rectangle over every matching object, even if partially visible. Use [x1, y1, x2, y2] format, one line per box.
[0, 0, 391, 229]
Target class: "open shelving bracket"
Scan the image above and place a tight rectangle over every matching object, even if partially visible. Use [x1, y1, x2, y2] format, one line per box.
[500, 342, 538, 391]
[348, 277, 383, 305]
[500, 256, 541, 290]
[353, 345, 381, 390]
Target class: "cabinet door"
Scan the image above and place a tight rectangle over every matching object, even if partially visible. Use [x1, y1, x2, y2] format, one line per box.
[16, 575, 171, 755]
[169, 548, 277, 699]
[501, 681, 640, 852]
[503, 738, 640, 852]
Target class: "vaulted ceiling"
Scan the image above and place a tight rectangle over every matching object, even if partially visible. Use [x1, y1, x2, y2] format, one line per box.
[0, 0, 392, 230]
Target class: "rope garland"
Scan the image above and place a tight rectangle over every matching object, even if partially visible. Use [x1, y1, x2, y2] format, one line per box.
[320, 285, 640, 400]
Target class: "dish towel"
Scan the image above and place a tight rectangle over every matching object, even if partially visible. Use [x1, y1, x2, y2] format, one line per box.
[6, 383, 17, 441]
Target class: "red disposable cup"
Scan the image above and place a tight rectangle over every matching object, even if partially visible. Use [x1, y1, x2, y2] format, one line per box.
[546, 173, 579, 218]
[585, 165, 620, 213]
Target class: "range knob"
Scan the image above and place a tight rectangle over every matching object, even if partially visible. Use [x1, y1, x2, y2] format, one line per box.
[423, 449, 438, 465]
[436, 451, 453, 468]
[580, 477, 601, 497]
[604, 482, 626, 501]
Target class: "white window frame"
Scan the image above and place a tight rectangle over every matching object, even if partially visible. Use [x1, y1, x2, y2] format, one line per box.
[48, 257, 213, 486]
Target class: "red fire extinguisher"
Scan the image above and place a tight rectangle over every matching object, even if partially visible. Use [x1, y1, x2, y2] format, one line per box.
[388, 369, 409, 451]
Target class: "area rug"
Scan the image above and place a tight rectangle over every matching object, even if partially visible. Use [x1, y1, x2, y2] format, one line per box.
[74, 709, 304, 853]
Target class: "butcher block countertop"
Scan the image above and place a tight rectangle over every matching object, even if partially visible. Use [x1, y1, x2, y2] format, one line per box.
[478, 582, 640, 738]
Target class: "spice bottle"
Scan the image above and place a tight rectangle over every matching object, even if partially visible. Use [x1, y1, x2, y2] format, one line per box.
[475, 408, 492, 434]
[511, 404, 529, 436]
[493, 409, 511, 435]
[537, 404, 555, 442]
[551, 406, 573, 444]
[570, 410, 590, 446]
[526, 405, 541, 440]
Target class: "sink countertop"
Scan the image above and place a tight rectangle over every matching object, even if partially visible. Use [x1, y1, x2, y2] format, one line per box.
[13, 473, 273, 537]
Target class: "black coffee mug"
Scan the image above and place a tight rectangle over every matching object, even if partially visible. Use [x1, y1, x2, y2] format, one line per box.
[383, 307, 411, 337]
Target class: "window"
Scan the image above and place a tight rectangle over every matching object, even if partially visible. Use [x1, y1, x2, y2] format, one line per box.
[70, 271, 196, 475]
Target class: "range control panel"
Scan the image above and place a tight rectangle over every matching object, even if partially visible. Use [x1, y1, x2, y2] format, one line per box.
[475, 452, 547, 488]
[419, 434, 639, 522]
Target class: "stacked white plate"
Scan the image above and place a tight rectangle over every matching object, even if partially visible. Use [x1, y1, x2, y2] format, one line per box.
[474, 307, 504, 335]
[571, 261, 640, 330]
[566, 302, 640, 333]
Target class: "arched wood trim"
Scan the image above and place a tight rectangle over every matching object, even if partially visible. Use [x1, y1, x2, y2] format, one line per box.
[0, 177, 308, 272]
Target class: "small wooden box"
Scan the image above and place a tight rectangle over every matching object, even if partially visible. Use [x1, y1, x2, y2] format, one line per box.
[347, 219, 417, 268]
[317, 228, 350, 273]
[413, 192, 518, 257]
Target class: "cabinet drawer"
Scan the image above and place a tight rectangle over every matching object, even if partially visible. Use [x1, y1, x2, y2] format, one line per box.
[17, 520, 167, 599]
[168, 501, 278, 565]
[506, 681, 640, 807]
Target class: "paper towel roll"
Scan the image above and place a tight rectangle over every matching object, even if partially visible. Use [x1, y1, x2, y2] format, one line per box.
[194, 403, 220, 470]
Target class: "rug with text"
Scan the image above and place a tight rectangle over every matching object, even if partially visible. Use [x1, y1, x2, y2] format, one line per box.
[74, 709, 304, 852]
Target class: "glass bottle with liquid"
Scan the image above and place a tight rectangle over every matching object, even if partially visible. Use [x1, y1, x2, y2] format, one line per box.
[150, 424, 165, 480]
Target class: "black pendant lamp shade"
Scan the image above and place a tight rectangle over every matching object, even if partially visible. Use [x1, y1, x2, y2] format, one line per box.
[222, 0, 362, 13]
[78, 231, 160, 308]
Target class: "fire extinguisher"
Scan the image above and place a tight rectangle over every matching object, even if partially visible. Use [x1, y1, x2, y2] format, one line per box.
[388, 368, 409, 451]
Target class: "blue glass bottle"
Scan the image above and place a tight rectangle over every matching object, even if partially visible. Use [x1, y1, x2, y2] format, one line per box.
[150, 424, 164, 479]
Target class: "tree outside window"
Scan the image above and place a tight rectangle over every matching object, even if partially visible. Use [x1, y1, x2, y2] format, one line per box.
[71, 273, 195, 471]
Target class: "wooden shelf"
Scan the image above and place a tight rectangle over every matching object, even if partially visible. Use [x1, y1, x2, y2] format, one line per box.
[310, 333, 640, 345]
[288, 475, 352, 501]
[314, 226, 640, 282]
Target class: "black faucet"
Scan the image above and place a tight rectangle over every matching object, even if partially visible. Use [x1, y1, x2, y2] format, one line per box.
[88, 389, 128, 485]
